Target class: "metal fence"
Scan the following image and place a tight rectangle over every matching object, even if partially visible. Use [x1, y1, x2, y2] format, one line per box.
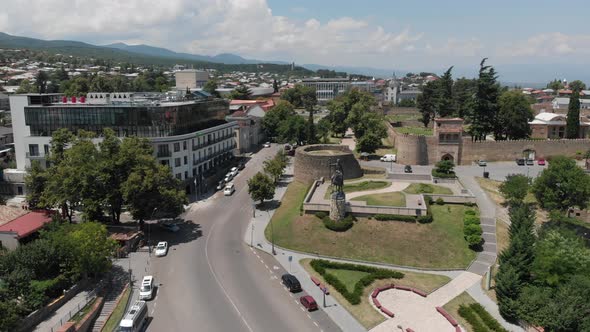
[49, 288, 98, 332]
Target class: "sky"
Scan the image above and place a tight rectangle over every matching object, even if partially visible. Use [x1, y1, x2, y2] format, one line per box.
[1, 0, 590, 81]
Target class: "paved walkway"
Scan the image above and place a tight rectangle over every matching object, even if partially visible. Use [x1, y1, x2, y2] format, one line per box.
[33, 289, 92, 332]
[369, 272, 481, 332]
[341, 129, 356, 151]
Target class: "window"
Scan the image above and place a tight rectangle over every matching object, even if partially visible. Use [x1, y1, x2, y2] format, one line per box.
[175, 158, 181, 167]
[174, 142, 180, 152]
[160, 160, 169, 166]
[184, 171, 188, 179]
[176, 173, 181, 180]
[44, 144, 50, 155]
[192, 168, 197, 176]
[183, 141, 187, 150]
[184, 156, 188, 165]
[28, 144, 39, 157]
[157, 144, 170, 157]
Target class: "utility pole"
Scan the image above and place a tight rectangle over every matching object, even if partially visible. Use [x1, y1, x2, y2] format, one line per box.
[250, 224, 254, 247]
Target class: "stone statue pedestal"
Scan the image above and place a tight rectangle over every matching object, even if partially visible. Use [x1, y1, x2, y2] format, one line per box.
[329, 191, 347, 221]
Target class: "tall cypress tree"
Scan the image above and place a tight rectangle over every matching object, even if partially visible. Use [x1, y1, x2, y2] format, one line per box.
[566, 89, 581, 138]
[468, 58, 500, 141]
[437, 66, 454, 117]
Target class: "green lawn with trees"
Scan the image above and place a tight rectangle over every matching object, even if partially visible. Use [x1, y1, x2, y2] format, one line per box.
[403, 183, 453, 195]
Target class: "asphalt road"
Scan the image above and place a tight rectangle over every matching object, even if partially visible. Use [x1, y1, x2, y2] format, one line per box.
[144, 145, 341, 332]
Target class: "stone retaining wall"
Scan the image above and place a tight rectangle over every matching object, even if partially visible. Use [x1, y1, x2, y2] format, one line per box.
[294, 144, 362, 183]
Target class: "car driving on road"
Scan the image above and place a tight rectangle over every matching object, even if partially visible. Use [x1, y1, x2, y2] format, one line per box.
[139, 276, 154, 300]
[300, 295, 318, 311]
[230, 167, 239, 177]
[380, 154, 396, 162]
[478, 160, 487, 167]
[155, 241, 168, 257]
[224, 183, 235, 196]
[281, 274, 302, 293]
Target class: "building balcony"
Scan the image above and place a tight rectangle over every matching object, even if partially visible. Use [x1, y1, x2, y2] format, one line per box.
[26, 152, 45, 159]
[157, 151, 172, 158]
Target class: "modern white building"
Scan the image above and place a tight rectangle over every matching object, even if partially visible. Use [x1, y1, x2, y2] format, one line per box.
[301, 78, 350, 103]
[9, 92, 237, 196]
[552, 97, 590, 110]
[175, 69, 210, 90]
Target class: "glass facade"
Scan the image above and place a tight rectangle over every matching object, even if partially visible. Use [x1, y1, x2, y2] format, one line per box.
[24, 99, 229, 138]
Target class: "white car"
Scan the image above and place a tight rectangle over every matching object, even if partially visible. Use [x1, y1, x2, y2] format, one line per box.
[230, 167, 239, 177]
[263, 142, 271, 148]
[380, 154, 396, 162]
[139, 276, 154, 300]
[154, 241, 168, 257]
[224, 183, 235, 196]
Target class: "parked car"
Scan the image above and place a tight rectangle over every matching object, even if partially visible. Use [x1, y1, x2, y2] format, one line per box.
[281, 274, 302, 293]
[230, 167, 239, 177]
[404, 165, 413, 173]
[160, 221, 179, 233]
[139, 276, 154, 300]
[154, 241, 168, 257]
[300, 295, 318, 311]
[380, 154, 396, 162]
[478, 160, 487, 167]
[237, 162, 245, 170]
[516, 158, 525, 166]
[263, 142, 271, 148]
[224, 183, 235, 196]
[537, 158, 546, 166]
[216, 180, 225, 191]
[526, 159, 534, 166]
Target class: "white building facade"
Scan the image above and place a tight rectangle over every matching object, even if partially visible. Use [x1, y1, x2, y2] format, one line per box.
[301, 78, 351, 103]
[175, 69, 210, 90]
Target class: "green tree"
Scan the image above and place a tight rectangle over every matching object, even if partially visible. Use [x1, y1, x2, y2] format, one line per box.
[263, 153, 286, 183]
[356, 132, 382, 154]
[532, 156, 590, 212]
[316, 117, 331, 143]
[497, 90, 534, 140]
[568, 80, 586, 92]
[468, 58, 500, 141]
[434, 160, 455, 175]
[24, 161, 47, 209]
[306, 109, 317, 144]
[16, 79, 38, 93]
[437, 66, 454, 117]
[229, 84, 252, 100]
[566, 89, 580, 139]
[546, 79, 564, 91]
[453, 77, 476, 119]
[326, 101, 348, 136]
[417, 81, 437, 127]
[278, 115, 306, 145]
[247, 172, 275, 204]
[273, 79, 279, 93]
[203, 79, 220, 98]
[397, 99, 415, 107]
[89, 75, 113, 92]
[499, 174, 530, 203]
[122, 163, 186, 228]
[35, 71, 49, 93]
[261, 100, 295, 140]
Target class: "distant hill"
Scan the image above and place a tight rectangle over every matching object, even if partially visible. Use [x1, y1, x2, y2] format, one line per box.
[0, 32, 310, 74]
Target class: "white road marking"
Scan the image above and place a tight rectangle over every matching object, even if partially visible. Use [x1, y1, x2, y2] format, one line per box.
[294, 300, 299, 305]
[204, 209, 254, 332]
[313, 322, 319, 327]
[289, 293, 293, 298]
[150, 308, 155, 315]
[300, 307, 305, 312]
[307, 314, 311, 319]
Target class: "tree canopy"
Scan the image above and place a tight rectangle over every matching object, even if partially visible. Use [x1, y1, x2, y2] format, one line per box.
[566, 89, 581, 139]
[497, 90, 533, 140]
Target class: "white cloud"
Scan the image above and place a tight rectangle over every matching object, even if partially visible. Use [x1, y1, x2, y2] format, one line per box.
[425, 38, 483, 57]
[0, 0, 422, 66]
[498, 32, 590, 57]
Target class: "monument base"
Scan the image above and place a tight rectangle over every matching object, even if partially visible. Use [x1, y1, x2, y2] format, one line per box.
[329, 192, 347, 222]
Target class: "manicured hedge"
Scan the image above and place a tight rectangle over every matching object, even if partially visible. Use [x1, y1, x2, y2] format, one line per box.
[435, 198, 445, 205]
[458, 303, 508, 332]
[315, 211, 328, 219]
[432, 170, 457, 179]
[464, 210, 477, 216]
[374, 214, 416, 222]
[417, 214, 433, 223]
[322, 214, 355, 232]
[470, 303, 508, 332]
[458, 305, 489, 332]
[464, 215, 481, 226]
[463, 210, 482, 249]
[310, 259, 404, 305]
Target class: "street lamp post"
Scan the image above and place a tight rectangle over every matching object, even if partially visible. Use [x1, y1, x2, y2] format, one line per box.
[250, 223, 254, 248]
[268, 210, 276, 255]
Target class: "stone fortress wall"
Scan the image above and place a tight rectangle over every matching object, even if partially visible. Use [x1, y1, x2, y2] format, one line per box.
[294, 144, 363, 183]
[386, 121, 590, 165]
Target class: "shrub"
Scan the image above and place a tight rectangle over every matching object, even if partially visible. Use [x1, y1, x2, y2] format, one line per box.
[458, 305, 489, 332]
[425, 196, 434, 205]
[417, 214, 433, 223]
[315, 211, 328, 219]
[432, 170, 457, 179]
[464, 202, 476, 207]
[309, 259, 404, 305]
[464, 215, 480, 226]
[374, 214, 416, 222]
[466, 234, 483, 247]
[464, 210, 477, 216]
[435, 198, 445, 205]
[465, 223, 483, 236]
[470, 303, 509, 332]
[322, 215, 354, 232]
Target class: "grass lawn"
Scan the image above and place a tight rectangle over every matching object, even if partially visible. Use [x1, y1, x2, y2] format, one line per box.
[351, 192, 406, 207]
[443, 292, 478, 332]
[404, 183, 453, 195]
[325, 181, 391, 199]
[268, 181, 477, 268]
[396, 126, 433, 136]
[344, 171, 386, 182]
[70, 297, 97, 323]
[301, 259, 451, 329]
[325, 269, 370, 293]
[386, 113, 421, 122]
[102, 286, 131, 332]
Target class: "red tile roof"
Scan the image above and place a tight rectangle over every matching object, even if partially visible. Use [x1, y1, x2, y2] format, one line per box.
[0, 211, 53, 239]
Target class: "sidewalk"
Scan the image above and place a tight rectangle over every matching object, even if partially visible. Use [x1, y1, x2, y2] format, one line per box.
[33, 289, 93, 332]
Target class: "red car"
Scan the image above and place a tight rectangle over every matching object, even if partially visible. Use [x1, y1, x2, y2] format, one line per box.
[537, 158, 546, 166]
[300, 295, 318, 311]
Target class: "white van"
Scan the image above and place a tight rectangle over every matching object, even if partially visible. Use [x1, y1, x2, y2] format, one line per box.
[119, 301, 148, 332]
[380, 154, 397, 162]
[139, 276, 154, 300]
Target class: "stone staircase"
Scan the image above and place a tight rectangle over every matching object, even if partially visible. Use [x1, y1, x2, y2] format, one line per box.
[467, 217, 498, 275]
[91, 269, 129, 332]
